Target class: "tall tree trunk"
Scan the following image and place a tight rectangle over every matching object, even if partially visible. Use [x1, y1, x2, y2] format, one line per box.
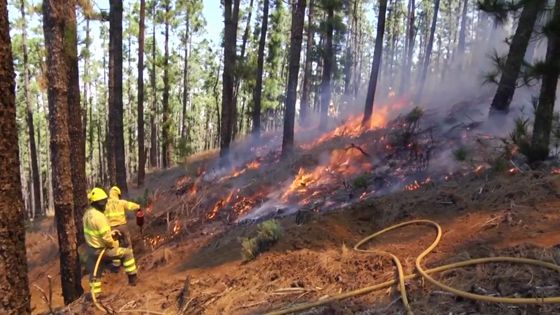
[457, 0, 468, 59]
[399, 0, 415, 94]
[150, 7, 157, 168]
[221, 0, 241, 156]
[232, 0, 254, 139]
[362, 0, 388, 124]
[318, 6, 334, 130]
[162, 0, 171, 168]
[181, 16, 190, 139]
[530, 0, 560, 161]
[416, 0, 440, 99]
[0, 0, 31, 311]
[109, 0, 127, 192]
[282, 0, 306, 156]
[300, 0, 314, 125]
[489, 0, 543, 114]
[20, 0, 42, 218]
[86, 20, 95, 184]
[42, 0, 83, 303]
[252, 0, 269, 136]
[138, 0, 146, 185]
[66, 3, 87, 245]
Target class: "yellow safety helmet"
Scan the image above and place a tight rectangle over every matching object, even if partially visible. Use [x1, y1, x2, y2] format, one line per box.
[88, 187, 108, 203]
[110, 186, 121, 196]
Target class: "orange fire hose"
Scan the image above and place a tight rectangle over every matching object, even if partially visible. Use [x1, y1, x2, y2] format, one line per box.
[265, 219, 560, 315]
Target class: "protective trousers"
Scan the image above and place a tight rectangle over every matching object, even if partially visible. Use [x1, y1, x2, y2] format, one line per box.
[85, 245, 137, 297]
[111, 224, 133, 268]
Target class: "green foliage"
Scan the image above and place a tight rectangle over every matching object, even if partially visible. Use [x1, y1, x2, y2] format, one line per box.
[491, 156, 509, 173]
[241, 219, 282, 261]
[477, 0, 523, 25]
[352, 174, 369, 189]
[509, 117, 532, 157]
[405, 107, 425, 125]
[453, 147, 469, 161]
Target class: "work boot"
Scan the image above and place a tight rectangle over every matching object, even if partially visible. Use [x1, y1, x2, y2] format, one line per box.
[128, 273, 138, 286]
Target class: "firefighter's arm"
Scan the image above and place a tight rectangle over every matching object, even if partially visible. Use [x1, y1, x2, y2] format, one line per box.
[124, 200, 141, 212]
[97, 216, 119, 248]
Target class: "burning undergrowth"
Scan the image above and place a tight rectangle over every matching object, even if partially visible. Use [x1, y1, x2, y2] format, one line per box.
[139, 97, 548, 249]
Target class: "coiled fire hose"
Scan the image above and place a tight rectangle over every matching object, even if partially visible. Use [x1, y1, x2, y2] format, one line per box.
[265, 219, 560, 315]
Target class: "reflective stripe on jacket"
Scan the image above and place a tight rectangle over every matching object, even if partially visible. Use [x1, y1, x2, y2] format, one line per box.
[105, 187, 141, 227]
[83, 207, 118, 249]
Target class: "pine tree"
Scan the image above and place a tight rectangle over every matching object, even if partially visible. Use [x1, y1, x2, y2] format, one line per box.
[19, 0, 42, 219]
[318, 1, 337, 130]
[0, 0, 31, 312]
[138, 0, 146, 185]
[109, 0, 127, 192]
[66, 3, 87, 245]
[486, 0, 544, 114]
[300, 0, 314, 124]
[416, 0, 440, 99]
[220, 0, 240, 157]
[282, 0, 306, 156]
[252, 0, 269, 137]
[362, 0, 388, 124]
[530, 0, 560, 161]
[42, 0, 83, 303]
[161, 0, 171, 168]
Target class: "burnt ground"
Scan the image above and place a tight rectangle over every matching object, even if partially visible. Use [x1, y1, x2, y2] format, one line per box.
[28, 167, 560, 315]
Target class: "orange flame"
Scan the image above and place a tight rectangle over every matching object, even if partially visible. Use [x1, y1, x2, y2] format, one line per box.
[207, 190, 236, 220]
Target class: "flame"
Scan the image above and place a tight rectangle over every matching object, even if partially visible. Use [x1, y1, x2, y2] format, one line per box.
[207, 190, 236, 220]
[508, 168, 519, 175]
[302, 101, 407, 149]
[404, 180, 421, 191]
[172, 220, 181, 235]
[247, 160, 261, 170]
[551, 168, 560, 175]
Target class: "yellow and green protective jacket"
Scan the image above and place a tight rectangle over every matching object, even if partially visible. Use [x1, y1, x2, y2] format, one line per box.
[105, 187, 141, 227]
[83, 207, 118, 249]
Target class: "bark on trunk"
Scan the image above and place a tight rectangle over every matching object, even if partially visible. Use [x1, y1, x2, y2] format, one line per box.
[150, 7, 158, 168]
[0, 0, 31, 311]
[42, 0, 83, 303]
[220, 0, 241, 157]
[300, 0, 314, 125]
[66, 2, 87, 245]
[281, 0, 306, 156]
[252, 0, 269, 137]
[318, 7, 334, 131]
[530, 0, 560, 161]
[109, 0, 127, 192]
[362, 0, 388, 124]
[137, 0, 146, 185]
[489, 0, 543, 114]
[162, 0, 171, 169]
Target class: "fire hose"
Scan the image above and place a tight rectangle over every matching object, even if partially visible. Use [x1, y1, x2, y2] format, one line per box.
[265, 219, 560, 315]
[90, 210, 164, 315]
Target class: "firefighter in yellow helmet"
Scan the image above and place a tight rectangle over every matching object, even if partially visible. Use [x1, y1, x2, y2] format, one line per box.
[84, 188, 138, 299]
[104, 186, 141, 269]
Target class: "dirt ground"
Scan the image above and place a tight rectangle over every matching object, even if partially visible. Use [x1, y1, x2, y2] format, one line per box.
[27, 166, 560, 315]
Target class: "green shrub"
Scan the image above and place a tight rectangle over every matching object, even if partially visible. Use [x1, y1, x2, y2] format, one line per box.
[453, 147, 468, 161]
[241, 219, 282, 261]
[353, 174, 369, 189]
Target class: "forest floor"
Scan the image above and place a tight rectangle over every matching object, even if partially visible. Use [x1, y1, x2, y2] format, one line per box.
[26, 98, 560, 314]
[28, 164, 560, 314]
